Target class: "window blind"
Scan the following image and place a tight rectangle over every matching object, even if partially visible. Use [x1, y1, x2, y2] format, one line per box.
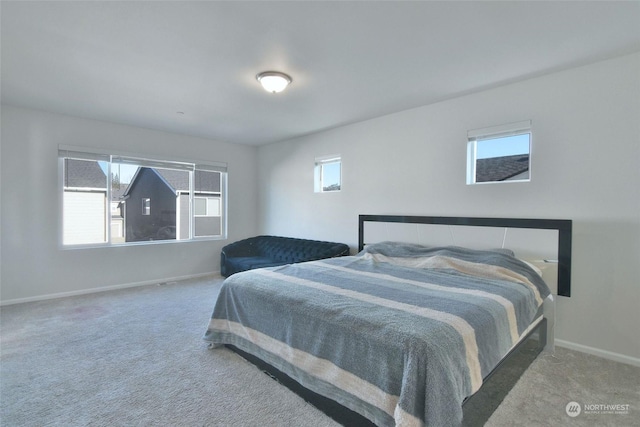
[467, 120, 531, 141]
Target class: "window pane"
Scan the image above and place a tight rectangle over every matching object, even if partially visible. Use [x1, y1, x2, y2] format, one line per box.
[62, 159, 108, 245]
[467, 121, 531, 185]
[206, 197, 221, 216]
[110, 162, 137, 244]
[315, 157, 341, 192]
[321, 161, 341, 191]
[475, 134, 530, 183]
[194, 170, 221, 193]
[194, 170, 222, 237]
[142, 198, 151, 215]
[194, 198, 207, 216]
[115, 163, 188, 242]
[61, 149, 227, 246]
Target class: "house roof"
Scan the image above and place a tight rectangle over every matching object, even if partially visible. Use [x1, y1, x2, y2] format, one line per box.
[110, 186, 128, 201]
[154, 169, 190, 192]
[64, 159, 106, 189]
[156, 169, 221, 193]
[122, 167, 220, 197]
[475, 154, 529, 183]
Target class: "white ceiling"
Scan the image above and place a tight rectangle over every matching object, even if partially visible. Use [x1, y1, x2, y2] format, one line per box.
[2, 1, 639, 146]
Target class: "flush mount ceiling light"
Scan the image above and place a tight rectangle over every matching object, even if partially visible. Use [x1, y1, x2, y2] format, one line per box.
[256, 71, 292, 93]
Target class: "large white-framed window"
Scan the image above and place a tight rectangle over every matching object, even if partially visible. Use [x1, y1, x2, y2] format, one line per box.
[314, 155, 341, 192]
[467, 120, 532, 185]
[59, 145, 227, 247]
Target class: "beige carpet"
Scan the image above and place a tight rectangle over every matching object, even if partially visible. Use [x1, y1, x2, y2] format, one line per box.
[1, 275, 638, 426]
[485, 347, 639, 427]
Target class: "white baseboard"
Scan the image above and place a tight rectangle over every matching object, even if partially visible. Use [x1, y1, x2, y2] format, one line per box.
[555, 339, 640, 368]
[0, 271, 222, 306]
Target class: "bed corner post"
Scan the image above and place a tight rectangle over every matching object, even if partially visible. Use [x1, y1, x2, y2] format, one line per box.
[542, 294, 556, 353]
[358, 215, 366, 252]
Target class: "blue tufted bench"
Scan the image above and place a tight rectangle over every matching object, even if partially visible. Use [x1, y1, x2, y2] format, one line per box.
[220, 235, 350, 277]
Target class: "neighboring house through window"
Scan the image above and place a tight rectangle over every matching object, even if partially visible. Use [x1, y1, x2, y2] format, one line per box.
[59, 146, 227, 246]
[62, 158, 108, 245]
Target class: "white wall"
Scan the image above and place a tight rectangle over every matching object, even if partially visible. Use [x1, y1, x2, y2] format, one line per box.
[258, 53, 640, 363]
[0, 106, 259, 303]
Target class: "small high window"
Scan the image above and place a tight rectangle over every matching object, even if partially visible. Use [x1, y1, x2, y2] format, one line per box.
[467, 120, 531, 185]
[314, 156, 341, 192]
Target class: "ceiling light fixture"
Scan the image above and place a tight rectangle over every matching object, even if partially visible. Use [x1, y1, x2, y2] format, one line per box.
[256, 71, 292, 93]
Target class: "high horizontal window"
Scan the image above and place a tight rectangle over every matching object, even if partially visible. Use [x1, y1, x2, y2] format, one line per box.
[59, 146, 227, 246]
[314, 155, 341, 192]
[467, 120, 532, 185]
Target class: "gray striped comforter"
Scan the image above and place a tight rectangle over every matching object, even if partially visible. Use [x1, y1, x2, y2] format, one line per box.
[204, 243, 550, 427]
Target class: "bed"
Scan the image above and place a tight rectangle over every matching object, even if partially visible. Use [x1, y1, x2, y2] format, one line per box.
[204, 215, 572, 427]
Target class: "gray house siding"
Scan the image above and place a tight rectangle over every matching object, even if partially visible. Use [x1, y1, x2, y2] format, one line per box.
[124, 168, 180, 241]
[63, 159, 108, 245]
[122, 167, 223, 241]
[195, 215, 221, 237]
[178, 193, 190, 239]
